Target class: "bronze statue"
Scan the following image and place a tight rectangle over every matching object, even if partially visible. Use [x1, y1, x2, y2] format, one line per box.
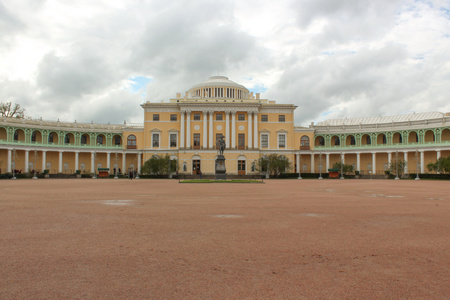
[216, 134, 226, 156]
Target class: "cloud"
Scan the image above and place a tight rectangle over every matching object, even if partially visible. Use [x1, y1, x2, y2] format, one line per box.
[0, 0, 449, 126]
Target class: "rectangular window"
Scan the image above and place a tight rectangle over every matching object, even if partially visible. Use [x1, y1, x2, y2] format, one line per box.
[216, 113, 223, 121]
[238, 134, 245, 149]
[261, 115, 268, 122]
[279, 115, 285, 122]
[153, 114, 159, 121]
[279, 135, 286, 148]
[261, 134, 268, 148]
[170, 134, 177, 147]
[152, 133, 159, 147]
[170, 114, 177, 121]
[238, 113, 245, 121]
[194, 113, 201, 121]
[193, 133, 200, 149]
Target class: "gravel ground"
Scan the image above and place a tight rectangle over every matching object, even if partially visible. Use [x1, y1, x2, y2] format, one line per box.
[0, 179, 449, 299]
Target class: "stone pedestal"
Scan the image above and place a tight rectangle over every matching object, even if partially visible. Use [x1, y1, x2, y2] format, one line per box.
[215, 155, 227, 180]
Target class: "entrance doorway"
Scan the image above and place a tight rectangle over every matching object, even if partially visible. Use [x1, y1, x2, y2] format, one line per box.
[193, 160, 201, 174]
[238, 160, 246, 175]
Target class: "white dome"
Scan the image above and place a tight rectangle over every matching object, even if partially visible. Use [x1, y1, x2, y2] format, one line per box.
[190, 76, 248, 91]
[187, 76, 250, 100]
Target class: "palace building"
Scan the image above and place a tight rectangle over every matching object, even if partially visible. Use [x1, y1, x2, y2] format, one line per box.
[1, 75, 449, 176]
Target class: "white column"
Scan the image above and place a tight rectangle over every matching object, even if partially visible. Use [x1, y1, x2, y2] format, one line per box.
[42, 151, 46, 171]
[326, 153, 330, 170]
[7, 149, 12, 173]
[186, 112, 191, 149]
[122, 153, 126, 173]
[203, 111, 208, 149]
[341, 152, 345, 164]
[107, 152, 111, 174]
[388, 152, 392, 167]
[253, 112, 258, 148]
[91, 152, 95, 173]
[75, 152, 79, 171]
[180, 112, 185, 149]
[420, 150, 425, 173]
[403, 152, 408, 174]
[225, 111, 230, 147]
[58, 151, 63, 173]
[248, 112, 252, 149]
[311, 154, 315, 172]
[436, 150, 441, 160]
[209, 111, 214, 149]
[372, 152, 376, 174]
[231, 112, 236, 149]
[356, 153, 361, 171]
[24, 150, 29, 173]
[296, 153, 300, 175]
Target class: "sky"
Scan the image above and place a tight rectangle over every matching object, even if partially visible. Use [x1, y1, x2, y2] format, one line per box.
[1, 0, 449, 126]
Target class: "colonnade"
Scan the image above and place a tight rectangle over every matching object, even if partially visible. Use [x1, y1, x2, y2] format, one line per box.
[4, 148, 141, 174]
[295, 150, 442, 175]
[179, 110, 259, 149]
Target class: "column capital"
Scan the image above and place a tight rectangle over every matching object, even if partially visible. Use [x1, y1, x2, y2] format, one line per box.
[231, 111, 237, 115]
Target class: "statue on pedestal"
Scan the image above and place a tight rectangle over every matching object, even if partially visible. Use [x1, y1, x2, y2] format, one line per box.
[216, 134, 226, 156]
[215, 134, 227, 179]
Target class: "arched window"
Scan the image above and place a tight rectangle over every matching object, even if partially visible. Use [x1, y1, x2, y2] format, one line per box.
[334, 136, 340, 146]
[127, 135, 137, 149]
[48, 133, 54, 143]
[65, 134, 70, 144]
[97, 135, 103, 145]
[81, 134, 87, 145]
[14, 130, 18, 141]
[301, 136, 310, 146]
[366, 135, 371, 145]
[32, 132, 36, 142]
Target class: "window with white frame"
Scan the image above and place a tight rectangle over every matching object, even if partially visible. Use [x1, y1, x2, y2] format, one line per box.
[238, 113, 245, 121]
[153, 114, 159, 121]
[170, 114, 177, 121]
[152, 133, 160, 147]
[278, 134, 286, 148]
[216, 113, 223, 121]
[170, 134, 177, 148]
[261, 115, 268, 122]
[261, 134, 268, 148]
[193, 113, 201, 120]
[279, 115, 285, 122]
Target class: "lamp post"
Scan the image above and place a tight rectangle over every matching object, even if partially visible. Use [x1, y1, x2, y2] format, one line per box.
[340, 152, 344, 180]
[32, 150, 38, 179]
[415, 150, 420, 180]
[92, 152, 97, 179]
[135, 153, 140, 179]
[12, 148, 16, 180]
[114, 152, 118, 179]
[298, 150, 302, 180]
[318, 152, 323, 179]
[395, 151, 399, 180]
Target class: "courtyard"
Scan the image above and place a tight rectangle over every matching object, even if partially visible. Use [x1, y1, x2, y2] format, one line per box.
[0, 179, 449, 299]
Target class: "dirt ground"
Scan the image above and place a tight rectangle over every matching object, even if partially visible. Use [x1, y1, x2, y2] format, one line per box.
[0, 178, 449, 299]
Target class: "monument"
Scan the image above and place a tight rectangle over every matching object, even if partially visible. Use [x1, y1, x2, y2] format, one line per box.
[215, 135, 227, 180]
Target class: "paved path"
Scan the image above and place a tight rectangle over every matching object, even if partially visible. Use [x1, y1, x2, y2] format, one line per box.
[1, 179, 449, 299]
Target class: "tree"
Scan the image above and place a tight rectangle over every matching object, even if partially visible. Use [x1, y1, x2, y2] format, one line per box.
[427, 156, 450, 174]
[388, 159, 407, 177]
[0, 102, 25, 118]
[255, 154, 291, 177]
[332, 161, 355, 174]
[141, 154, 178, 176]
